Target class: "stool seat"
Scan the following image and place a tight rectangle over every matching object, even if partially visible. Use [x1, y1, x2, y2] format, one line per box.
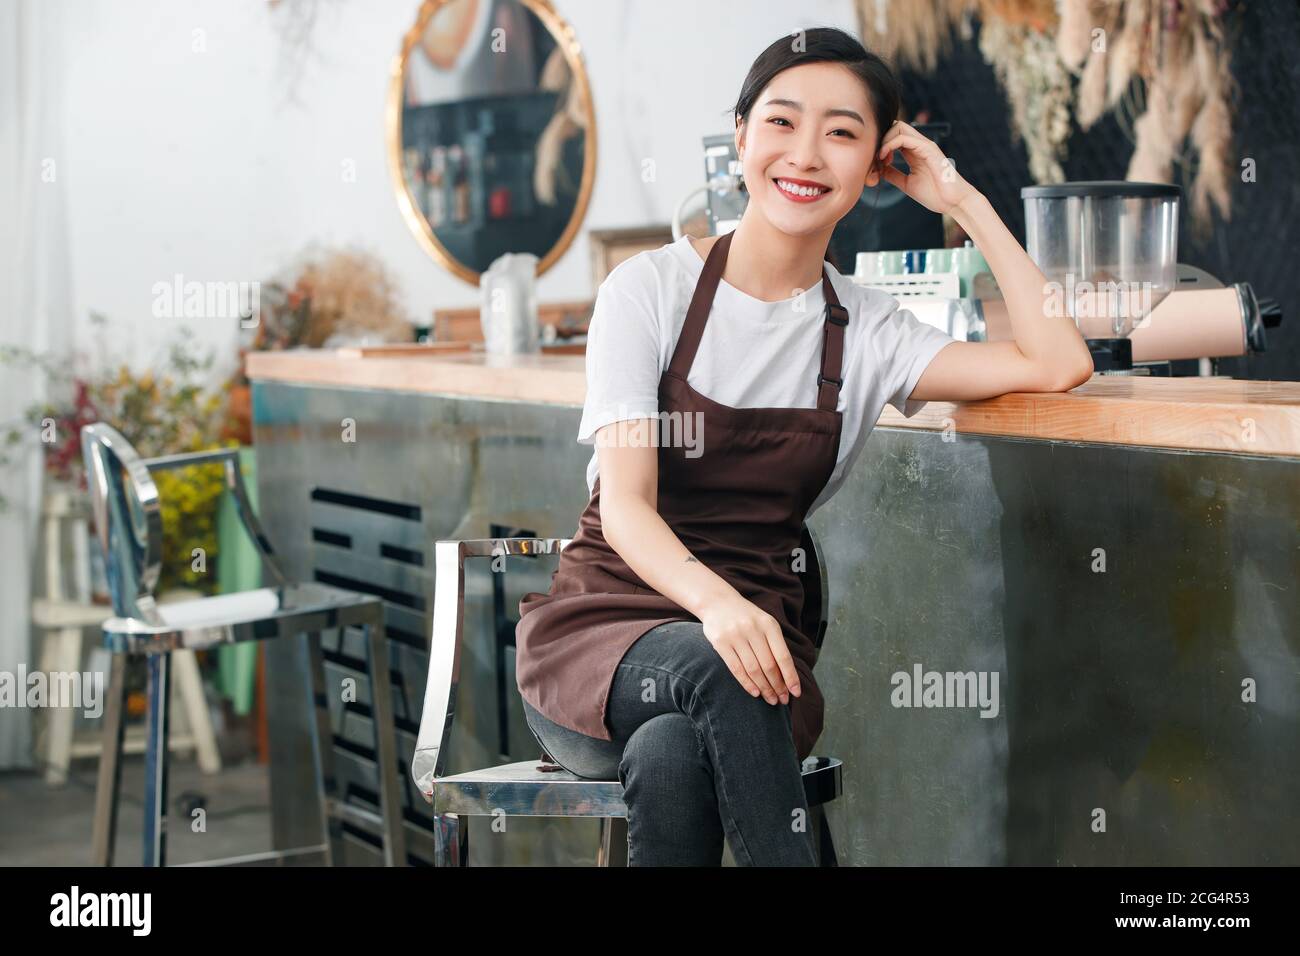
[101, 583, 381, 652]
[433, 755, 843, 819]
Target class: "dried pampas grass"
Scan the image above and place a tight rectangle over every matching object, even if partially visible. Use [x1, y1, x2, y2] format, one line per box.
[857, 0, 973, 73]
[1128, 25, 1194, 181]
[1107, 0, 1149, 107]
[1076, 40, 1109, 128]
[978, 0, 1058, 30]
[1188, 16, 1235, 231]
[1126, 78, 1176, 182]
[1123, 1, 1235, 234]
[1056, 0, 1094, 70]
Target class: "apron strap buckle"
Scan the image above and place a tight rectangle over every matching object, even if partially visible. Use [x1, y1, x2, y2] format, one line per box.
[817, 372, 843, 389]
[826, 304, 849, 327]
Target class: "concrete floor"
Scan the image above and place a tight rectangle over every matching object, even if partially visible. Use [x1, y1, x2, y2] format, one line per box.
[0, 755, 274, 866]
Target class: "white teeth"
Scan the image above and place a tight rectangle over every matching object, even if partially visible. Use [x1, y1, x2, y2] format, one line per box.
[776, 179, 826, 197]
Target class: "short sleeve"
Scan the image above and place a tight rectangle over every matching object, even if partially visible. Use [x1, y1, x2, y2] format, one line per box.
[576, 278, 663, 445]
[876, 296, 956, 418]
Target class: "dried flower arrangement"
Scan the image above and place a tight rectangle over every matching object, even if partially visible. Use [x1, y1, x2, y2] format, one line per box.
[245, 245, 412, 351]
[223, 245, 412, 444]
[855, 0, 1238, 233]
[979, 15, 1075, 184]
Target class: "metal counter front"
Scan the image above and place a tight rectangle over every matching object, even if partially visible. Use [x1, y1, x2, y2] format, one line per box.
[252, 380, 1299, 866]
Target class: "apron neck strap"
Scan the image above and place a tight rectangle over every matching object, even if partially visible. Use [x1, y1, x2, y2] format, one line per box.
[668, 230, 849, 414]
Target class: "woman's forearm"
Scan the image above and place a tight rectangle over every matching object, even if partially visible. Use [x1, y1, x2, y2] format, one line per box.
[951, 191, 1093, 381]
[600, 493, 736, 617]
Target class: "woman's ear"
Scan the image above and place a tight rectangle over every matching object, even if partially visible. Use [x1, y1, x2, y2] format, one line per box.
[863, 159, 883, 188]
[734, 116, 746, 159]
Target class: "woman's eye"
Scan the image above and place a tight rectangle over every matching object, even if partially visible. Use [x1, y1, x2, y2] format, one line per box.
[767, 116, 854, 138]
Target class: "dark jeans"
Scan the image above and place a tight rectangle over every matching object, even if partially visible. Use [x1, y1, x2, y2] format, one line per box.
[521, 620, 817, 866]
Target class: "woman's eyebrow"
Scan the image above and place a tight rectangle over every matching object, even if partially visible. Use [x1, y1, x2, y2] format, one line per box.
[763, 97, 865, 125]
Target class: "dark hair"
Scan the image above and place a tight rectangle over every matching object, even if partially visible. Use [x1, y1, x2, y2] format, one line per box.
[731, 27, 901, 176]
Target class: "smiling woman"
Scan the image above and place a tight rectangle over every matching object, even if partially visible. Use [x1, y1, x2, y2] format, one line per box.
[513, 25, 1094, 869]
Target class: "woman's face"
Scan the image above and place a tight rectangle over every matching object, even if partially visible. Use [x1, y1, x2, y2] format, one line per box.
[736, 61, 883, 238]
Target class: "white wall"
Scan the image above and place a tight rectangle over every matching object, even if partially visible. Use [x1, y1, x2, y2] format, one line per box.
[56, 0, 859, 376]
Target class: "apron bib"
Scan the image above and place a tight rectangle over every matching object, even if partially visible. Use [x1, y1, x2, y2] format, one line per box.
[516, 229, 848, 761]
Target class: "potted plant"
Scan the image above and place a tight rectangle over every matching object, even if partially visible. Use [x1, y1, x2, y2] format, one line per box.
[2, 320, 236, 599]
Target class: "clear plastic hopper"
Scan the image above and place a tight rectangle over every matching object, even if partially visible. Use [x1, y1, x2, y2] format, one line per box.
[1022, 181, 1180, 338]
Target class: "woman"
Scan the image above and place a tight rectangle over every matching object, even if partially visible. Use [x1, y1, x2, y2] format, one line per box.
[515, 27, 1093, 866]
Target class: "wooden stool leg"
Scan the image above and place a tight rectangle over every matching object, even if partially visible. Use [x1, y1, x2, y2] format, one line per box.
[172, 648, 221, 774]
[142, 653, 172, 867]
[365, 619, 407, 867]
[42, 627, 83, 787]
[91, 653, 128, 866]
[305, 630, 347, 866]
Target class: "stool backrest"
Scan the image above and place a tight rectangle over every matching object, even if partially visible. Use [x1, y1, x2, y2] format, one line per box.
[796, 523, 830, 654]
[80, 422, 287, 627]
[80, 424, 165, 625]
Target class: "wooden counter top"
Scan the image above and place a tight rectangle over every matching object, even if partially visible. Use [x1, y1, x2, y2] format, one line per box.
[246, 349, 1300, 459]
[246, 348, 586, 406]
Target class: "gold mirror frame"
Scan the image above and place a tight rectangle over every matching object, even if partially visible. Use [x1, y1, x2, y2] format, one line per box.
[386, 0, 597, 286]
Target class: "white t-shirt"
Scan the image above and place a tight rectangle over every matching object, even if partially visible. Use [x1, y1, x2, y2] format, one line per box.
[577, 234, 956, 516]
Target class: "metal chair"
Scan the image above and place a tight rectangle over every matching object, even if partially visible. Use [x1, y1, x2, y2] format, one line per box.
[81, 423, 406, 867]
[412, 526, 843, 866]
[32, 485, 222, 786]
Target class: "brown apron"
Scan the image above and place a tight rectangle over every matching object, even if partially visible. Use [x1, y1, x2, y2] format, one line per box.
[515, 229, 848, 762]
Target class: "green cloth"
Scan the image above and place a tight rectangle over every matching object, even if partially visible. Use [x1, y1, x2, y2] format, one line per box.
[215, 446, 260, 715]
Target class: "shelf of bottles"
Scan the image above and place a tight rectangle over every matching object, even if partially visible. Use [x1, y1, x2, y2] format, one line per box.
[402, 91, 564, 235]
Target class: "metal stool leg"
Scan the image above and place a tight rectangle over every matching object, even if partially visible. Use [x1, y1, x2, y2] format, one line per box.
[597, 817, 628, 867]
[305, 629, 348, 866]
[430, 814, 454, 866]
[433, 813, 469, 866]
[364, 619, 407, 867]
[142, 652, 172, 867]
[809, 803, 838, 867]
[91, 653, 128, 866]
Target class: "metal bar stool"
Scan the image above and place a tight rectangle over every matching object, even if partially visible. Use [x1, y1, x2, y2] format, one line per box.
[412, 527, 843, 866]
[33, 486, 223, 785]
[81, 424, 406, 867]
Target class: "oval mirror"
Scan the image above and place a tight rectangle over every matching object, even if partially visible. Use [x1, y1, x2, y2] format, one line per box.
[387, 0, 596, 285]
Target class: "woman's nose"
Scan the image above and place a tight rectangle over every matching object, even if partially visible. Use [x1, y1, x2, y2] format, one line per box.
[786, 130, 823, 170]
